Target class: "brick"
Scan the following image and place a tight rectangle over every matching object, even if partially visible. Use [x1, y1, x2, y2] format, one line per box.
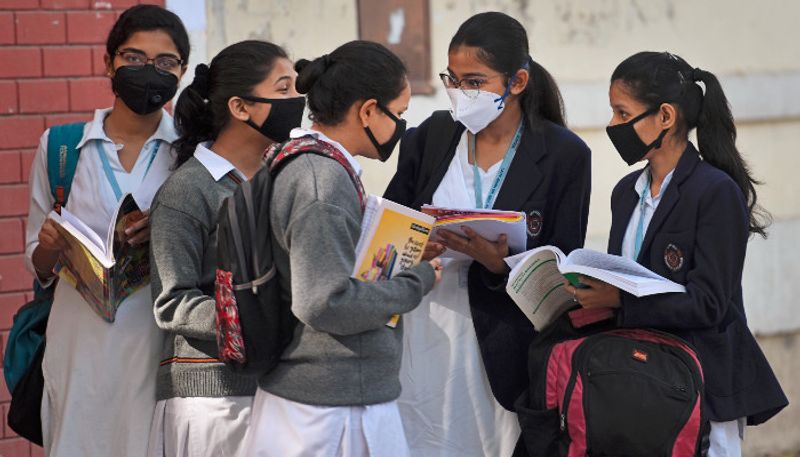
[0, 0, 39, 9]
[0, 219, 23, 254]
[0, 151, 21, 184]
[92, 0, 137, 9]
[0, 292, 26, 333]
[15, 11, 66, 45]
[0, 81, 17, 115]
[66, 10, 115, 44]
[0, 368, 10, 401]
[0, 186, 30, 218]
[91, 45, 109, 76]
[45, 111, 92, 129]
[0, 116, 44, 149]
[0, 12, 14, 44]
[69, 77, 112, 111]
[32, 443, 45, 457]
[18, 79, 69, 114]
[43, 46, 92, 77]
[0, 255, 32, 292]
[2, 405, 20, 439]
[0, 48, 41, 78]
[41, 0, 89, 8]
[20, 149, 37, 183]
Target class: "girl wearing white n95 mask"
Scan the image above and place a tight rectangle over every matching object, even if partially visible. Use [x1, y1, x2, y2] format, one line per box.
[384, 11, 592, 457]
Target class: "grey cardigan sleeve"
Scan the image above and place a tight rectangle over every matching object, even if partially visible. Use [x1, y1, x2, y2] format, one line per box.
[149, 202, 217, 341]
[274, 154, 436, 336]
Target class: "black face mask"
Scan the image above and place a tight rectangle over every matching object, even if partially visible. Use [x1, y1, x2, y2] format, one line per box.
[606, 107, 669, 166]
[112, 65, 178, 115]
[364, 103, 406, 162]
[241, 95, 306, 143]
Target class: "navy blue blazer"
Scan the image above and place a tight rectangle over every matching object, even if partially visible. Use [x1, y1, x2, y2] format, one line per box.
[385, 112, 592, 410]
[609, 144, 787, 424]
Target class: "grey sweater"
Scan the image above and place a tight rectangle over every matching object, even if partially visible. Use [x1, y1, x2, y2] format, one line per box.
[260, 153, 436, 406]
[149, 157, 257, 400]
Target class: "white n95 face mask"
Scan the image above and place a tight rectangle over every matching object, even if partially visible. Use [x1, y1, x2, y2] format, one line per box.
[446, 88, 506, 134]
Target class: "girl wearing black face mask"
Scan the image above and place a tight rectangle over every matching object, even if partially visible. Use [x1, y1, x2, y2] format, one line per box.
[21, 5, 188, 457]
[147, 40, 304, 457]
[559, 52, 787, 456]
[383, 12, 592, 456]
[239, 40, 442, 457]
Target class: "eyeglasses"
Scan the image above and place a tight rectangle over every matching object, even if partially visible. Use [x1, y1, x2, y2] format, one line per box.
[439, 71, 506, 99]
[115, 50, 184, 73]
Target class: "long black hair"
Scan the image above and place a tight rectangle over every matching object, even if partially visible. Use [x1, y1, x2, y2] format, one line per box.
[173, 40, 288, 167]
[612, 51, 770, 237]
[449, 11, 565, 129]
[295, 40, 407, 126]
[106, 4, 190, 62]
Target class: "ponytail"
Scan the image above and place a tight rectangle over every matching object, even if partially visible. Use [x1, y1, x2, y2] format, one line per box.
[611, 51, 770, 237]
[173, 64, 213, 168]
[449, 12, 566, 129]
[522, 57, 565, 128]
[693, 69, 771, 237]
[172, 40, 289, 168]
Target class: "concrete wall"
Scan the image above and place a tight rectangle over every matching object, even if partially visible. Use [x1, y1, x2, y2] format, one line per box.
[194, 1, 800, 453]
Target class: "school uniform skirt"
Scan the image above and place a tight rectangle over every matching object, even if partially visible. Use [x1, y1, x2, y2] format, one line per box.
[240, 388, 410, 457]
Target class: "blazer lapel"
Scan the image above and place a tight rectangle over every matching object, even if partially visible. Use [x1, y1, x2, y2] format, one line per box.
[492, 125, 546, 211]
[636, 144, 701, 262]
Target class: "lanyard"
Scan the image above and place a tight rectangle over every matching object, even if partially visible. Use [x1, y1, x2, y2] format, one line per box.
[469, 120, 524, 209]
[96, 140, 159, 201]
[633, 170, 652, 260]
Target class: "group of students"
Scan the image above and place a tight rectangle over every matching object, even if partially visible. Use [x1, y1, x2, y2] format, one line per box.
[22, 4, 787, 457]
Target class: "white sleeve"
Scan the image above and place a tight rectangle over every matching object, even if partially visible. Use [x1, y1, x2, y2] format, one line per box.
[24, 129, 57, 288]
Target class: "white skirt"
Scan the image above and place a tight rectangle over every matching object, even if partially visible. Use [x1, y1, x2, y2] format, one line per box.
[41, 284, 162, 457]
[146, 396, 252, 457]
[240, 388, 410, 457]
[398, 260, 520, 457]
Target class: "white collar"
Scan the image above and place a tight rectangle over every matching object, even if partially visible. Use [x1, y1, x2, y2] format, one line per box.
[193, 142, 247, 182]
[289, 127, 363, 176]
[77, 107, 179, 149]
[635, 166, 675, 202]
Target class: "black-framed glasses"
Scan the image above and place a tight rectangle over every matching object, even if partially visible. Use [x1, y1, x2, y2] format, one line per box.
[439, 71, 506, 99]
[115, 50, 184, 73]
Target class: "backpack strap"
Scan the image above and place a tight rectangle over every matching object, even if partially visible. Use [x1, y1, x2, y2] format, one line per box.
[413, 110, 462, 205]
[268, 136, 367, 212]
[46, 122, 86, 213]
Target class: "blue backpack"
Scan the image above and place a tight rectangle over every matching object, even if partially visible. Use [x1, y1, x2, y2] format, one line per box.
[3, 122, 85, 445]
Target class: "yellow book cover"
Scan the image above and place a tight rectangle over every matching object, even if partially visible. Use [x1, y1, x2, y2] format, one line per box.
[353, 195, 435, 327]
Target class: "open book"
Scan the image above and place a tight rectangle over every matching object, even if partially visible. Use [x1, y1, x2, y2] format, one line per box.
[353, 195, 435, 327]
[49, 194, 150, 322]
[421, 205, 527, 261]
[504, 246, 686, 330]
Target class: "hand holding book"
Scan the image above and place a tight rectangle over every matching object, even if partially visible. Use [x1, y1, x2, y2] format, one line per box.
[563, 275, 622, 309]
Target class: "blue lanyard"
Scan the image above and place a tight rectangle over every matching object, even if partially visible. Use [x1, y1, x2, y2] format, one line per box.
[96, 140, 159, 201]
[469, 120, 524, 209]
[633, 170, 651, 260]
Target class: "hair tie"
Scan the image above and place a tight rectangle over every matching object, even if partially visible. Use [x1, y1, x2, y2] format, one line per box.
[691, 67, 703, 82]
[191, 63, 210, 99]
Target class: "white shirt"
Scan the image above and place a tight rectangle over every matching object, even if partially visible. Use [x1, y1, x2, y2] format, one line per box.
[398, 129, 521, 457]
[621, 166, 675, 260]
[25, 107, 177, 284]
[290, 127, 363, 176]
[193, 142, 247, 181]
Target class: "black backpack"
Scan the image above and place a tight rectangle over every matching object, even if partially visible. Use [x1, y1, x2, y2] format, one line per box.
[214, 136, 365, 376]
[513, 308, 710, 457]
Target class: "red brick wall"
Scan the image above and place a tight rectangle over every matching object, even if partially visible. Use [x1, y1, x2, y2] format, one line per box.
[0, 1, 164, 455]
